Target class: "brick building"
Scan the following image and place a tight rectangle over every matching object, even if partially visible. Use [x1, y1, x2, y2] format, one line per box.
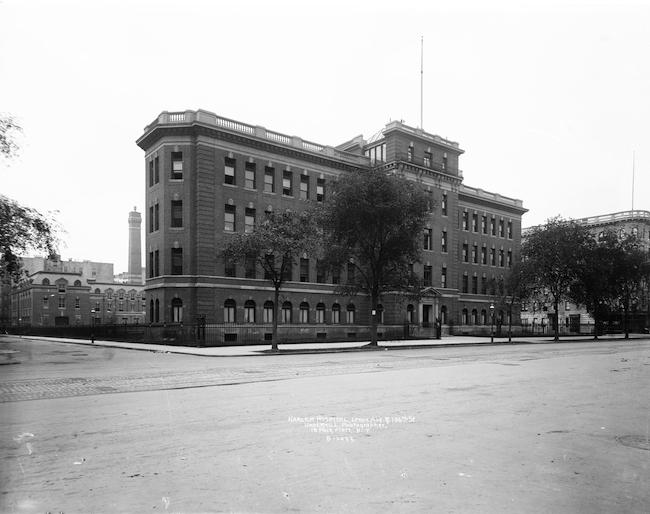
[136, 109, 527, 338]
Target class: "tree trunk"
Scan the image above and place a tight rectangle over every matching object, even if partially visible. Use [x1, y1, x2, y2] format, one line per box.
[272, 286, 280, 351]
[553, 298, 560, 341]
[369, 293, 379, 346]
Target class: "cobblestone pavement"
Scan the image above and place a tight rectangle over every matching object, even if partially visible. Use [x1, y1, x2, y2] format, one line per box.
[1, 341, 646, 403]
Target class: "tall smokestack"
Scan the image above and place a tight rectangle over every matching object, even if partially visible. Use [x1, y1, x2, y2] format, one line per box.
[128, 207, 143, 285]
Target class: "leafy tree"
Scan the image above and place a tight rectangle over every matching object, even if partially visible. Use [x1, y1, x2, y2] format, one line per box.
[319, 167, 431, 346]
[487, 258, 534, 342]
[610, 234, 650, 338]
[521, 216, 592, 341]
[0, 114, 23, 160]
[217, 209, 319, 350]
[571, 230, 619, 339]
[0, 195, 61, 284]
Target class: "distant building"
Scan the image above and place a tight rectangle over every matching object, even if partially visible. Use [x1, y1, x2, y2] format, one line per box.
[521, 210, 650, 334]
[5, 210, 147, 327]
[136, 109, 527, 338]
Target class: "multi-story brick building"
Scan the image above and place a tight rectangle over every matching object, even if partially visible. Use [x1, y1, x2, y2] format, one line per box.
[136, 109, 527, 338]
[521, 210, 650, 334]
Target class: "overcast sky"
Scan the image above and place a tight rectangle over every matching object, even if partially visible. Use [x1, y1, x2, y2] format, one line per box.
[1, 0, 649, 273]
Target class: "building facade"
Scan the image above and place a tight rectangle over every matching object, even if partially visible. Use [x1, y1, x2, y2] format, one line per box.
[521, 210, 650, 333]
[136, 109, 527, 337]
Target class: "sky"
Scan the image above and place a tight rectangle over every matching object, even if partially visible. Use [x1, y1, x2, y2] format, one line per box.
[1, 0, 649, 273]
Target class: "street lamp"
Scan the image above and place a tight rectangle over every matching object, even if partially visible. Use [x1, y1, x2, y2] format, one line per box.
[490, 303, 495, 343]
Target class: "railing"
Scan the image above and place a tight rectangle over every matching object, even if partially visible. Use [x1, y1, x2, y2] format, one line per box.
[575, 210, 650, 226]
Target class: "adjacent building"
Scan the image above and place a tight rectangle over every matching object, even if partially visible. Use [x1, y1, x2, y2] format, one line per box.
[136, 109, 527, 338]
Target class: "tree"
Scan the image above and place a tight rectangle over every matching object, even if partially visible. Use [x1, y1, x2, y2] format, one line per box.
[0, 114, 23, 160]
[521, 217, 592, 341]
[572, 230, 619, 339]
[0, 195, 61, 284]
[217, 209, 319, 351]
[610, 234, 650, 338]
[319, 167, 431, 346]
[488, 258, 534, 342]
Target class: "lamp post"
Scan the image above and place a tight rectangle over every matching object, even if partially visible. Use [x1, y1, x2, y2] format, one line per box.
[490, 303, 495, 343]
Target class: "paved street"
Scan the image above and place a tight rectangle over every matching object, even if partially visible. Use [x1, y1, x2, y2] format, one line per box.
[1, 336, 649, 513]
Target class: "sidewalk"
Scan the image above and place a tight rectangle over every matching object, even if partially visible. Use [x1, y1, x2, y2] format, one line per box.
[6, 333, 646, 357]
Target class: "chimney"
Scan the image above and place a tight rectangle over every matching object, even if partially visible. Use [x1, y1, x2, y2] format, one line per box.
[128, 207, 143, 285]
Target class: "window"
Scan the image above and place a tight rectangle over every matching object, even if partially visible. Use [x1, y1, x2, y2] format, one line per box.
[462, 275, 468, 293]
[442, 195, 447, 216]
[245, 256, 256, 278]
[490, 248, 496, 266]
[282, 302, 292, 323]
[441, 231, 447, 253]
[281, 257, 293, 282]
[59, 296, 66, 308]
[43, 296, 49, 309]
[149, 206, 154, 233]
[58, 282, 66, 293]
[75, 296, 80, 309]
[346, 304, 355, 324]
[462, 243, 468, 262]
[171, 200, 182, 228]
[424, 151, 431, 167]
[440, 305, 448, 324]
[283, 170, 293, 196]
[225, 205, 235, 231]
[316, 303, 325, 323]
[224, 157, 236, 185]
[224, 299, 236, 323]
[95, 301, 100, 311]
[264, 166, 275, 193]
[472, 309, 478, 325]
[172, 298, 183, 322]
[471, 245, 477, 264]
[171, 151, 183, 180]
[472, 213, 478, 232]
[424, 229, 433, 251]
[244, 300, 255, 323]
[154, 250, 159, 277]
[462, 211, 468, 230]
[245, 161, 256, 189]
[481, 276, 487, 295]
[407, 146, 413, 162]
[224, 258, 236, 277]
[347, 262, 355, 283]
[482, 215, 487, 234]
[407, 304, 415, 323]
[263, 301, 274, 323]
[481, 309, 487, 324]
[376, 304, 384, 324]
[481, 246, 487, 265]
[332, 265, 341, 285]
[442, 155, 448, 171]
[317, 178, 325, 202]
[155, 203, 160, 231]
[441, 267, 447, 288]
[300, 258, 309, 282]
[300, 175, 309, 200]
[245, 208, 255, 233]
[332, 304, 341, 324]
[491, 218, 496, 236]
[462, 309, 468, 324]
[472, 276, 478, 294]
[149, 160, 154, 187]
[507, 221, 513, 239]
[119, 301, 124, 312]
[154, 156, 159, 184]
[499, 220, 505, 238]
[171, 248, 183, 275]
[155, 299, 160, 323]
[507, 250, 512, 268]
[424, 265, 432, 286]
[316, 261, 326, 283]
[499, 249, 505, 267]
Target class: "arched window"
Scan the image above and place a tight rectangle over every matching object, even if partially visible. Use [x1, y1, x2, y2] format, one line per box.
[172, 298, 183, 323]
[150, 299, 154, 323]
[316, 303, 325, 323]
[42, 278, 50, 285]
[224, 299, 236, 323]
[282, 301, 292, 323]
[406, 304, 415, 323]
[461, 308, 468, 325]
[299, 302, 309, 323]
[376, 304, 384, 324]
[263, 301, 274, 323]
[481, 309, 487, 325]
[244, 300, 255, 323]
[346, 304, 355, 324]
[74, 280, 82, 287]
[95, 288, 101, 294]
[471, 309, 478, 325]
[155, 299, 160, 323]
[440, 306, 447, 324]
[331, 303, 341, 324]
